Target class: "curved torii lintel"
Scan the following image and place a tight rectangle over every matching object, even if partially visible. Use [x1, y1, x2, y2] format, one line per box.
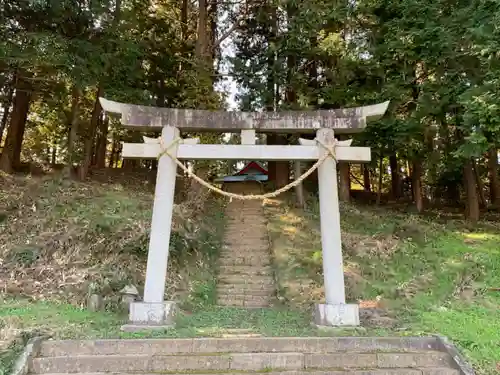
[99, 97, 389, 134]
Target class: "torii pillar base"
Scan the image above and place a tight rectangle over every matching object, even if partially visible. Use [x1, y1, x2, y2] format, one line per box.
[121, 301, 177, 332]
[313, 303, 360, 328]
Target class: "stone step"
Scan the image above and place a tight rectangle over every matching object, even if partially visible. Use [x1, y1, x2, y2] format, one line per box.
[225, 221, 266, 227]
[220, 250, 270, 257]
[220, 251, 270, 258]
[220, 250, 271, 258]
[223, 233, 269, 241]
[38, 337, 450, 358]
[221, 241, 269, 248]
[225, 202, 263, 207]
[32, 351, 453, 373]
[225, 224, 267, 230]
[217, 299, 271, 308]
[219, 258, 270, 263]
[219, 265, 273, 276]
[225, 205, 264, 210]
[217, 286, 274, 296]
[220, 251, 270, 257]
[217, 294, 274, 307]
[36, 370, 459, 375]
[225, 204, 263, 209]
[226, 198, 264, 204]
[225, 216, 266, 221]
[225, 223, 266, 227]
[224, 210, 265, 216]
[221, 246, 269, 251]
[219, 275, 274, 285]
[223, 227, 268, 233]
[217, 279, 275, 289]
[226, 199, 263, 203]
[225, 211, 265, 216]
[222, 243, 270, 251]
[225, 215, 264, 220]
[223, 233, 269, 239]
[219, 258, 272, 266]
[225, 213, 266, 219]
[222, 240, 270, 247]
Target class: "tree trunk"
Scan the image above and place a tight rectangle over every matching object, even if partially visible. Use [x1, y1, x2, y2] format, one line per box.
[267, 136, 277, 183]
[186, 164, 210, 206]
[294, 161, 305, 208]
[389, 154, 401, 199]
[266, 134, 290, 188]
[79, 0, 120, 177]
[65, 86, 81, 177]
[376, 156, 383, 205]
[339, 162, 350, 202]
[338, 135, 351, 202]
[473, 159, 487, 208]
[488, 148, 500, 207]
[274, 135, 289, 188]
[412, 160, 424, 212]
[308, 35, 319, 108]
[79, 87, 103, 180]
[363, 164, 371, 192]
[264, 1, 278, 180]
[464, 159, 480, 222]
[0, 78, 32, 173]
[285, 0, 297, 108]
[196, 0, 208, 59]
[95, 115, 109, 168]
[51, 146, 57, 166]
[0, 73, 15, 146]
[209, 0, 218, 62]
[109, 137, 117, 168]
[181, 0, 188, 40]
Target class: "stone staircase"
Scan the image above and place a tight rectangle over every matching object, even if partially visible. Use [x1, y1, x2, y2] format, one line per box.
[29, 337, 462, 375]
[217, 182, 275, 308]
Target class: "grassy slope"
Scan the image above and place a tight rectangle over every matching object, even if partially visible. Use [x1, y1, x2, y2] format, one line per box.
[0, 173, 226, 365]
[266, 196, 500, 375]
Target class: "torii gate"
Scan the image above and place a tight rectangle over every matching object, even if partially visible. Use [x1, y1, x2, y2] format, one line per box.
[100, 98, 389, 330]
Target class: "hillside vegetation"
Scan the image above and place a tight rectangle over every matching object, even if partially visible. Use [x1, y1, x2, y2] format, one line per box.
[0, 172, 226, 343]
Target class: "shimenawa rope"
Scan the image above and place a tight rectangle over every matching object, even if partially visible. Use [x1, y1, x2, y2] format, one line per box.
[158, 137, 338, 200]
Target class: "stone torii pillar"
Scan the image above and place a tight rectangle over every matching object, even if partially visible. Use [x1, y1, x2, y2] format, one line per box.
[100, 98, 389, 330]
[300, 130, 357, 325]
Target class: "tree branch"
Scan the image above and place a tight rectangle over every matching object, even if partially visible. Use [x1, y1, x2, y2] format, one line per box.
[211, 4, 249, 51]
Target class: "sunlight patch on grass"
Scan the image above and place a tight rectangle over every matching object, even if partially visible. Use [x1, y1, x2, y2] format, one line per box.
[283, 225, 298, 235]
[278, 212, 303, 225]
[462, 232, 498, 240]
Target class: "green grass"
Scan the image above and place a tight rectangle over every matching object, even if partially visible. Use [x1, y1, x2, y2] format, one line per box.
[0, 299, 366, 341]
[121, 307, 317, 339]
[0, 299, 125, 339]
[0, 336, 26, 375]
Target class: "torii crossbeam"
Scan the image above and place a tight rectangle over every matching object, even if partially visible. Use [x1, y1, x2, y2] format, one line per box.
[100, 98, 389, 330]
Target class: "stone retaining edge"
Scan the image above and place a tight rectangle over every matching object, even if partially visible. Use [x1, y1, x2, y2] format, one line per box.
[10, 336, 48, 375]
[23, 335, 475, 375]
[434, 335, 475, 375]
